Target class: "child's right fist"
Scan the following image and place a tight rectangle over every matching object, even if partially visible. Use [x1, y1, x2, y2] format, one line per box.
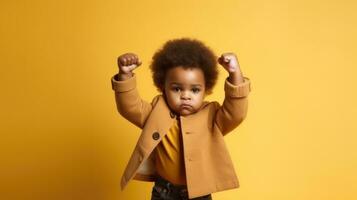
[117, 53, 142, 74]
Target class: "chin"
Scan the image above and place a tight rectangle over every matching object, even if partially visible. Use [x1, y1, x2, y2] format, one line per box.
[180, 112, 190, 116]
[179, 109, 196, 116]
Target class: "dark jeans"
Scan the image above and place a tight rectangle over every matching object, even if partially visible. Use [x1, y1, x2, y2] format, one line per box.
[151, 176, 212, 200]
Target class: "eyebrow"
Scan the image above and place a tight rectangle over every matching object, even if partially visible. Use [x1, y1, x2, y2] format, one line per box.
[170, 82, 203, 87]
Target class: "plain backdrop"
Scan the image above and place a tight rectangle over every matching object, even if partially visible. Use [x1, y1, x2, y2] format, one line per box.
[1, 0, 356, 199]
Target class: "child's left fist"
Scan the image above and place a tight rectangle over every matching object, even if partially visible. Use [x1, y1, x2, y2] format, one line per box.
[218, 53, 240, 73]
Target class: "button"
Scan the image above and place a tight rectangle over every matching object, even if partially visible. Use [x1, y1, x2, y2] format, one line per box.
[170, 112, 176, 119]
[152, 132, 160, 140]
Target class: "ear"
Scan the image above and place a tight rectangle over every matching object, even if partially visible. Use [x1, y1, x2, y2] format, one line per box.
[161, 88, 167, 98]
[205, 89, 212, 96]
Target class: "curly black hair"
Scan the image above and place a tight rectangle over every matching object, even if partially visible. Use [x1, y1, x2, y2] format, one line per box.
[150, 38, 218, 94]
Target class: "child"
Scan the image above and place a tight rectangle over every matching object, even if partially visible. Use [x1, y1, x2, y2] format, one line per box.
[111, 38, 251, 200]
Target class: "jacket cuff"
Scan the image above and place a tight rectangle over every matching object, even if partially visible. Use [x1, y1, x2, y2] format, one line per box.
[224, 76, 251, 97]
[111, 73, 137, 92]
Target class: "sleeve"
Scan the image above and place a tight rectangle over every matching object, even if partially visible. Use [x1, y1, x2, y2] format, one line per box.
[111, 73, 155, 129]
[214, 76, 251, 135]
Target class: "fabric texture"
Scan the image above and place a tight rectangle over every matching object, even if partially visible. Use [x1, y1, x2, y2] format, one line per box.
[155, 118, 187, 185]
[111, 73, 251, 198]
[151, 175, 212, 200]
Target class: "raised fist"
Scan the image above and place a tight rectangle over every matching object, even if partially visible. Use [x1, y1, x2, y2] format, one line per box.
[218, 53, 240, 73]
[117, 53, 142, 74]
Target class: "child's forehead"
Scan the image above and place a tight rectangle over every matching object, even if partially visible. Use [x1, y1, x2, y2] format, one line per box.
[167, 66, 203, 75]
[167, 66, 203, 74]
[165, 66, 205, 85]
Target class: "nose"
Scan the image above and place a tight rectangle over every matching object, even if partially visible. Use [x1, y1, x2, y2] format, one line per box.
[180, 91, 191, 100]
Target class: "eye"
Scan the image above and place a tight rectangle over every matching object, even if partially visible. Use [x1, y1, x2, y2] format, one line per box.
[172, 87, 181, 92]
[191, 88, 200, 93]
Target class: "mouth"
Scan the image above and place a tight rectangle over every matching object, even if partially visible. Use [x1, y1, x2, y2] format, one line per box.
[180, 104, 192, 109]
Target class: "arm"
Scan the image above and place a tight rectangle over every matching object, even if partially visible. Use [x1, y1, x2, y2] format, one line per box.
[215, 53, 252, 135]
[111, 53, 153, 129]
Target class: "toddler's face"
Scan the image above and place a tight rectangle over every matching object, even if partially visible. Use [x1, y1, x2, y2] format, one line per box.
[164, 66, 206, 116]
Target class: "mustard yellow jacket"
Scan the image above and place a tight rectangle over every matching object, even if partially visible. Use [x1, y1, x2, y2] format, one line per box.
[111, 73, 251, 198]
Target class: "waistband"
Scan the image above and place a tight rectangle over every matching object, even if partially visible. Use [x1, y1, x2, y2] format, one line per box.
[154, 175, 188, 194]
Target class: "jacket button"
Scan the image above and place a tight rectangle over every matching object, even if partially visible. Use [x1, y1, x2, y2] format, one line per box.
[152, 132, 160, 140]
[170, 112, 176, 119]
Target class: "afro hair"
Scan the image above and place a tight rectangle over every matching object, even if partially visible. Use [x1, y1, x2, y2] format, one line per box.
[150, 38, 219, 94]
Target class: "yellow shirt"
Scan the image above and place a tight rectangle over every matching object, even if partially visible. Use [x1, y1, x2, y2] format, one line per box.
[154, 118, 187, 185]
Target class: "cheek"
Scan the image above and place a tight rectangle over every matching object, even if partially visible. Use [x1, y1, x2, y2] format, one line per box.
[198, 96, 205, 104]
[193, 94, 204, 105]
[165, 92, 179, 105]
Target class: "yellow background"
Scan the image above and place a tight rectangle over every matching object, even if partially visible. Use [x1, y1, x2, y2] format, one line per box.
[1, 0, 356, 199]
